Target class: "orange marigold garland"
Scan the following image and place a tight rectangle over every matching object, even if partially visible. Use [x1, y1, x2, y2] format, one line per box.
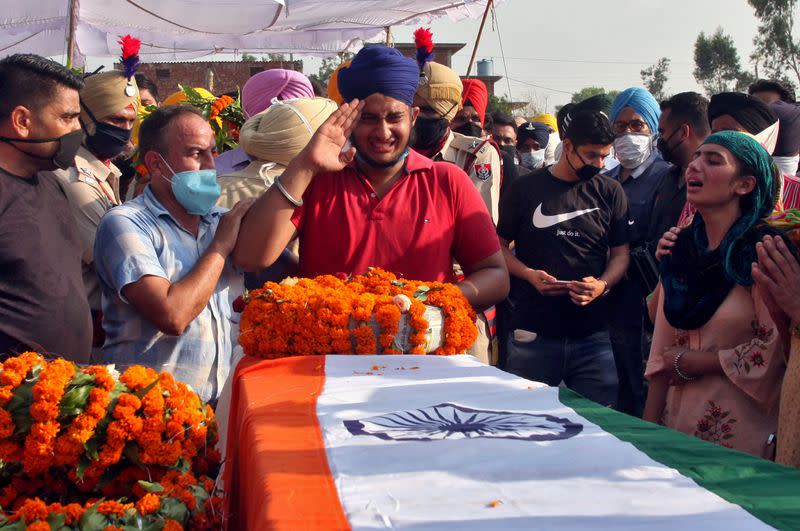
[0, 352, 222, 530]
[239, 268, 477, 357]
[53, 366, 114, 467]
[23, 358, 76, 476]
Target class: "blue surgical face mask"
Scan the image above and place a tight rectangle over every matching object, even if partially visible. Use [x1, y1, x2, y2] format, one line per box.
[520, 149, 545, 169]
[158, 154, 220, 215]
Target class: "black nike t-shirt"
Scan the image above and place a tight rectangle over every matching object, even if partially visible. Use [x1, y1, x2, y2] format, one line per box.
[497, 167, 631, 338]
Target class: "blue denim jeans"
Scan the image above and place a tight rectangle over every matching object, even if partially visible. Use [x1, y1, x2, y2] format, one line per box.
[505, 330, 619, 407]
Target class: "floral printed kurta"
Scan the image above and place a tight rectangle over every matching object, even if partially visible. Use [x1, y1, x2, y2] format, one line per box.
[778, 334, 800, 466]
[646, 285, 787, 459]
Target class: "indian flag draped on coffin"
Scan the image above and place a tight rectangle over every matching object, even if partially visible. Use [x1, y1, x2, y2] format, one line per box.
[223, 355, 800, 530]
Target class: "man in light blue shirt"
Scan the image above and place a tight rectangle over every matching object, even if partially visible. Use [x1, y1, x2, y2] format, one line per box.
[94, 105, 252, 403]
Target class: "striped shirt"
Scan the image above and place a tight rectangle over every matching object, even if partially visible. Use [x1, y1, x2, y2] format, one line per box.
[94, 186, 242, 402]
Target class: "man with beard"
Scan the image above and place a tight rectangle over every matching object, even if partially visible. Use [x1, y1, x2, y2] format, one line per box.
[410, 62, 502, 223]
[0, 54, 91, 361]
[604, 87, 673, 417]
[497, 110, 630, 406]
[46, 70, 139, 350]
[652, 92, 710, 234]
[234, 46, 509, 315]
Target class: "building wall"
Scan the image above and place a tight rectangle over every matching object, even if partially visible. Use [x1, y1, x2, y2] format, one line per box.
[133, 60, 303, 99]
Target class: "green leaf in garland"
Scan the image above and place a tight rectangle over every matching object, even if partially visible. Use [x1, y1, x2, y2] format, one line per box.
[46, 512, 67, 528]
[76, 455, 91, 480]
[134, 376, 161, 400]
[175, 457, 191, 474]
[59, 384, 93, 418]
[159, 497, 189, 523]
[137, 480, 165, 493]
[189, 484, 210, 509]
[0, 520, 25, 530]
[78, 504, 109, 531]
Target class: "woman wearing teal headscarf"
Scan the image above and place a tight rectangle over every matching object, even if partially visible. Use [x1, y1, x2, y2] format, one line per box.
[644, 131, 794, 459]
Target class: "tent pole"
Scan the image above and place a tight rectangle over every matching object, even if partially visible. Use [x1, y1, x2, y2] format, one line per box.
[66, 0, 79, 67]
[384, 26, 391, 46]
[465, 0, 492, 77]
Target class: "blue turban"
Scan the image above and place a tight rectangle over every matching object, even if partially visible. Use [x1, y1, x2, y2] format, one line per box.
[610, 87, 661, 135]
[338, 46, 419, 105]
[517, 122, 552, 149]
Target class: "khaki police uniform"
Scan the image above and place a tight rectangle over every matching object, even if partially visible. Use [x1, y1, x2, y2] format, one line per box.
[434, 131, 503, 365]
[48, 146, 121, 311]
[438, 130, 502, 224]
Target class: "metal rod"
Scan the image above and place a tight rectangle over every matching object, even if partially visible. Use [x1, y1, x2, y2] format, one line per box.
[385, 26, 391, 46]
[66, 0, 80, 67]
[465, 0, 492, 77]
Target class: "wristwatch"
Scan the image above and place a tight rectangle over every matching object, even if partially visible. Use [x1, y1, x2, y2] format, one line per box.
[599, 279, 610, 298]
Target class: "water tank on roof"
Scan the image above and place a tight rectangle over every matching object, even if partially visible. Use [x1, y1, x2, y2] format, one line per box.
[477, 59, 493, 76]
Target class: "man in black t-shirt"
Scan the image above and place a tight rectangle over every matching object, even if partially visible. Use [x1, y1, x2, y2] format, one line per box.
[497, 110, 630, 406]
[0, 55, 91, 362]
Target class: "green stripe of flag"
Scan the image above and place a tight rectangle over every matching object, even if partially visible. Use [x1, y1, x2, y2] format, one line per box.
[559, 388, 800, 530]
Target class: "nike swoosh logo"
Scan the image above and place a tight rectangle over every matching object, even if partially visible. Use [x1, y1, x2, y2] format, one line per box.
[532, 204, 599, 228]
[628, 220, 635, 225]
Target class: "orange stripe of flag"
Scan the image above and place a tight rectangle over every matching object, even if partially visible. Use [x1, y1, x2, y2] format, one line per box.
[226, 356, 350, 530]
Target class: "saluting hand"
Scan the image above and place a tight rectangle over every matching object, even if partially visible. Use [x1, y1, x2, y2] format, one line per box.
[297, 99, 364, 174]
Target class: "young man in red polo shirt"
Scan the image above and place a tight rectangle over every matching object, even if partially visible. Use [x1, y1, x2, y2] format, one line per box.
[233, 46, 508, 311]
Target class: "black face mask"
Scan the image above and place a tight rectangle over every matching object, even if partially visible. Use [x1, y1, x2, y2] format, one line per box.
[453, 121, 483, 138]
[0, 129, 85, 170]
[86, 121, 132, 160]
[567, 146, 601, 180]
[656, 127, 684, 165]
[411, 117, 449, 151]
[500, 144, 518, 159]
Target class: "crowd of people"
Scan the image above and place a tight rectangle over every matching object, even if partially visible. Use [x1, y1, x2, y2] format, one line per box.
[1, 45, 800, 470]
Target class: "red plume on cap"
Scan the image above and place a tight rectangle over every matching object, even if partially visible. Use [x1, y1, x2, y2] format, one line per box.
[413, 27, 434, 72]
[118, 34, 141, 80]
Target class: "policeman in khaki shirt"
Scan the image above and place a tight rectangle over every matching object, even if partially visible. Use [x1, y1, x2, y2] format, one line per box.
[46, 70, 139, 346]
[410, 62, 502, 224]
[409, 61, 503, 364]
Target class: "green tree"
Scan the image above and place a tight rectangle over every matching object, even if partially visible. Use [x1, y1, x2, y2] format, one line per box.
[487, 94, 512, 115]
[693, 28, 752, 96]
[640, 57, 671, 101]
[569, 87, 619, 110]
[308, 53, 354, 88]
[748, 0, 800, 90]
[241, 52, 257, 62]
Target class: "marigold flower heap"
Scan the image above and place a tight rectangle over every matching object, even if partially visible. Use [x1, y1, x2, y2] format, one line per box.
[239, 268, 478, 358]
[0, 352, 222, 530]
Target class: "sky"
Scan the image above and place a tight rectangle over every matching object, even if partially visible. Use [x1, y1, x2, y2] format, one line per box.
[386, 0, 771, 114]
[83, 0, 792, 115]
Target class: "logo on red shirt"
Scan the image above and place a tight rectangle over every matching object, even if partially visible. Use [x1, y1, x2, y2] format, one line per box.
[474, 163, 492, 181]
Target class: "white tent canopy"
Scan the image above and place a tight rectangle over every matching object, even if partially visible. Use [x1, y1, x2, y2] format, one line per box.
[1, 1, 492, 63]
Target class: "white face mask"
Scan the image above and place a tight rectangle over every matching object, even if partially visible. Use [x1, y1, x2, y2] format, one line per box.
[613, 132, 652, 169]
[520, 149, 546, 169]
